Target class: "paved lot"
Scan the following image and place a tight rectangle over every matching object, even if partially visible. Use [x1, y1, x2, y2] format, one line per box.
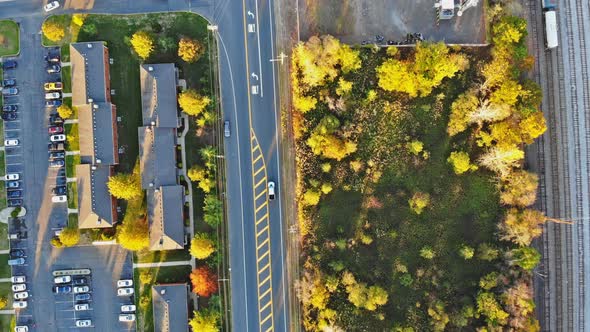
[298, 0, 486, 44]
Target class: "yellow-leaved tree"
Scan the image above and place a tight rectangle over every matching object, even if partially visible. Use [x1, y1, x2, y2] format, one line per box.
[130, 31, 155, 60]
[117, 216, 149, 251]
[190, 233, 216, 259]
[42, 20, 66, 42]
[57, 104, 73, 119]
[107, 173, 142, 200]
[59, 227, 80, 247]
[178, 38, 204, 63]
[189, 309, 220, 332]
[447, 151, 478, 175]
[178, 89, 211, 116]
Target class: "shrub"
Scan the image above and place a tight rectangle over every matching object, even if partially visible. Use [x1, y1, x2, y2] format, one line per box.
[57, 104, 73, 119]
[409, 192, 430, 215]
[302, 190, 321, 206]
[42, 20, 66, 42]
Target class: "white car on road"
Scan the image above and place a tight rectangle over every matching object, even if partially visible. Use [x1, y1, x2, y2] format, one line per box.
[15, 326, 29, 332]
[11, 276, 26, 283]
[13, 291, 28, 300]
[73, 286, 89, 294]
[11, 284, 26, 292]
[12, 301, 27, 309]
[4, 139, 18, 147]
[54, 275, 71, 284]
[119, 314, 136, 322]
[49, 134, 66, 142]
[75, 320, 92, 327]
[74, 303, 90, 311]
[44, 1, 60, 12]
[121, 304, 136, 313]
[268, 181, 276, 200]
[5, 173, 19, 181]
[117, 287, 134, 296]
[117, 279, 133, 288]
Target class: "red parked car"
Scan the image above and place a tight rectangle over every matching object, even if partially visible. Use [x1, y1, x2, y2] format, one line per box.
[48, 126, 63, 134]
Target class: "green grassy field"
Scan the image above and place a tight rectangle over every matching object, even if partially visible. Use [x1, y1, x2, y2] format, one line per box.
[0, 20, 19, 57]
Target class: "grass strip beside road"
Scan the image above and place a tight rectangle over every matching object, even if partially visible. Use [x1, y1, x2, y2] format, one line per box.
[0, 150, 5, 177]
[67, 182, 77, 209]
[0, 20, 19, 57]
[65, 154, 80, 178]
[65, 123, 79, 151]
[0, 182, 6, 211]
[60, 43, 70, 62]
[0, 254, 10, 278]
[0, 223, 7, 250]
[135, 248, 191, 263]
[61, 65, 71, 93]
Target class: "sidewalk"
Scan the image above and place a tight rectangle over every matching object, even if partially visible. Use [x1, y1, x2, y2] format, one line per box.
[133, 260, 192, 268]
[64, 119, 78, 124]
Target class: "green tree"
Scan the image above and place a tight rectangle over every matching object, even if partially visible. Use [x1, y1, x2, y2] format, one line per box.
[420, 246, 436, 259]
[459, 244, 475, 260]
[107, 173, 142, 200]
[479, 272, 499, 290]
[178, 89, 211, 116]
[190, 233, 216, 259]
[476, 292, 509, 327]
[477, 243, 500, 261]
[203, 195, 223, 226]
[130, 31, 155, 59]
[508, 247, 541, 271]
[365, 285, 389, 311]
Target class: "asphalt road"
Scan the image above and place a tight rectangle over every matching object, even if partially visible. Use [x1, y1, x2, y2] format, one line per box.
[0, 0, 291, 331]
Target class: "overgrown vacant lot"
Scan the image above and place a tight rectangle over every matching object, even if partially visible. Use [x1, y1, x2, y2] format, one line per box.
[293, 13, 545, 331]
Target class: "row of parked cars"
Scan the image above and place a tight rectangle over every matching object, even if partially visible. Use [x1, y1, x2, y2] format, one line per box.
[53, 274, 93, 327]
[117, 279, 136, 322]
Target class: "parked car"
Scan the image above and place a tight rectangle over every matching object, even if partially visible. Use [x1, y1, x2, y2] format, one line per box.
[73, 286, 89, 294]
[12, 301, 27, 309]
[13, 292, 28, 300]
[2, 79, 16, 87]
[75, 293, 91, 301]
[46, 64, 61, 74]
[11, 276, 26, 283]
[224, 120, 230, 137]
[73, 277, 87, 285]
[7, 190, 22, 199]
[119, 314, 136, 322]
[117, 279, 133, 288]
[7, 258, 25, 266]
[7, 181, 20, 189]
[1, 60, 17, 69]
[2, 88, 18, 96]
[268, 181, 276, 200]
[48, 126, 63, 134]
[117, 288, 134, 296]
[50, 134, 66, 142]
[10, 249, 25, 258]
[45, 92, 61, 100]
[5, 173, 19, 181]
[49, 159, 65, 168]
[8, 199, 22, 207]
[9, 232, 24, 240]
[45, 100, 62, 107]
[74, 303, 90, 311]
[44, 82, 63, 91]
[53, 285, 72, 294]
[44, 54, 61, 63]
[4, 139, 18, 147]
[75, 320, 92, 328]
[49, 151, 65, 159]
[52, 186, 66, 195]
[49, 113, 64, 124]
[52, 195, 67, 203]
[48, 142, 65, 151]
[121, 304, 136, 313]
[56, 177, 67, 186]
[2, 104, 17, 112]
[44, 1, 60, 12]
[54, 276, 71, 284]
[11, 284, 26, 292]
[15, 326, 28, 332]
[1, 112, 17, 121]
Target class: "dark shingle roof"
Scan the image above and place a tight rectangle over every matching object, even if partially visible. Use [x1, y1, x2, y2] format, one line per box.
[79, 103, 117, 165]
[140, 64, 179, 128]
[151, 284, 189, 332]
[76, 164, 115, 229]
[70, 42, 109, 106]
[147, 186, 185, 251]
[138, 127, 178, 189]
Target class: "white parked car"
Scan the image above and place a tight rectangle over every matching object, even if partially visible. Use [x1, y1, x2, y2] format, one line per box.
[5, 173, 19, 181]
[49, 134, 66, 142]
[44, 1, 60, 12]
[117, 287, 134, 296]
[13, 291, 28, 300]
[44, 92, 61, 100]
[11, 275, 26, 283]
[12, 301, 27, 309]
[75, 319, 92, 327]
[268, 181, 276, 200]
[74, 303, 90, 311]
[54, 275, 71, 284]
[73, 286, 89, 294]
[11, 284, 26, 292]
[4, 139, 19, 147]
[117, 279, 133, 288]
[51, 195, 67, 203]
[15, 326, 29, 332]
[121, 304, 136, 313]
[119, 314, 136, 322]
